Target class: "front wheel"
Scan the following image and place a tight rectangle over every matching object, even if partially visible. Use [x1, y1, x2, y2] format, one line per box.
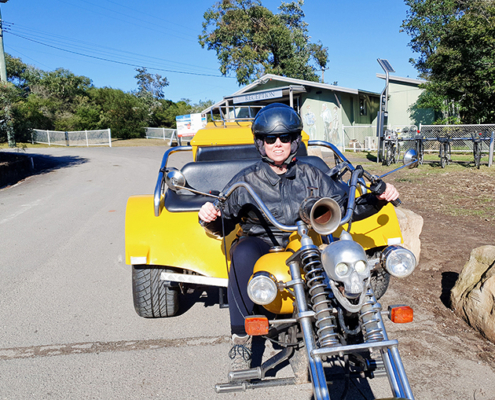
[132, 266, 179, 318]
[370, 268, 391, 300]
[440, 154, 446, 168]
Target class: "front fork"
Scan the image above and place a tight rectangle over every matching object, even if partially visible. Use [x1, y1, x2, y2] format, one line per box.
[287, 222, 414, 400]
[286, 222, 332, 400]
[288, 258, 330, 400]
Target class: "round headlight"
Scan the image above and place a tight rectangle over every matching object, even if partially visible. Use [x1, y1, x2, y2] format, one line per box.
[247, 272, 278, 305]
[382, 246, 417, 278]
[335, 262, 349, 277]
[354, 260, 367, 273]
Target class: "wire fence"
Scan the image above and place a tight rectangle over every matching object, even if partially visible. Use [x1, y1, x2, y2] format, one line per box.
[32, 129, 112, 147]
[145, 127, 178, 145]
[411, 124, 495, 153]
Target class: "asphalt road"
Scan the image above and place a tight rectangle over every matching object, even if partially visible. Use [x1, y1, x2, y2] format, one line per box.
[2, 146, 490, 400]
[0, 146, 318, 400]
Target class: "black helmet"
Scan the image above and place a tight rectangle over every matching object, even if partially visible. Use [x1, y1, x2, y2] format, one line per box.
[252, 103, 303, 165]
[252, 103, 303, 136]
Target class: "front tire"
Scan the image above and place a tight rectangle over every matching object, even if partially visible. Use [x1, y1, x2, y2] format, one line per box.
[440, 155, 446, 168]
[132, 266, 179, 318]
[370, 268, 390, 300]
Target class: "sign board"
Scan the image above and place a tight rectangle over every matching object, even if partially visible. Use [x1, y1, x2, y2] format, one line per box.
[233, 89, 283, 104]
[176, 113, 207, 138]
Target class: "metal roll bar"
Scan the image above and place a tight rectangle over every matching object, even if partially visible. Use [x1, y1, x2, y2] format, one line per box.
[154, 146, 192, 217]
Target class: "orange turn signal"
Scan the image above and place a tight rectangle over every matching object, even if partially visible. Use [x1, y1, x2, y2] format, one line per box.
[389, 305, 414, 323]
[245, 316, 269, 336]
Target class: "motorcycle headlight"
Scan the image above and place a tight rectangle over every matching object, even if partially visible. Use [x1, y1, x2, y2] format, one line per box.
[381, 245, 417, 278]
[247, 272, 278, 305]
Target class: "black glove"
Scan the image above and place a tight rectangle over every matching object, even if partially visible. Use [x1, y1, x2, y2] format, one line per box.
[370, 179, 387, 195]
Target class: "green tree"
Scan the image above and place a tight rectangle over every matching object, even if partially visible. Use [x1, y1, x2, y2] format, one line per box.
[199, 0, 328, 85]
[90, 87, 148, 139]
[402, 0, 495, 123]
[134, 67, 170, 125]
[5, 54, 41, 96]
[134, 67, 169, 100]
[401, 0, 467, 76]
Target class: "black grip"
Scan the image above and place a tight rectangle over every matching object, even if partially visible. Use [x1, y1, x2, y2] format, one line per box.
[391, 198, 402, 207]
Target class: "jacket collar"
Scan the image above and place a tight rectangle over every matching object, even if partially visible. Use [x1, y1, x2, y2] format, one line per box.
[260, 159, 297, 186]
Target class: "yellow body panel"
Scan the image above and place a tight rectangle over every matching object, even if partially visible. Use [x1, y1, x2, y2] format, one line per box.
[125, 195, 237, 278]
[252, 252, 295, 315]
[336, 203, 402, 250]
[190, 122, 310, 160]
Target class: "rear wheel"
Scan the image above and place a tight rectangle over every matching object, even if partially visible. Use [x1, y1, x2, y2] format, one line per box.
[132, 266, 179, 318]
[418, 142, 424, 165]
[386, 145, 393, 167]
[474, 143, 481, 169]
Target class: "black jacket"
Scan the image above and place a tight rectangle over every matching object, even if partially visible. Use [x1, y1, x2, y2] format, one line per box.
[203, 160, 386, 246]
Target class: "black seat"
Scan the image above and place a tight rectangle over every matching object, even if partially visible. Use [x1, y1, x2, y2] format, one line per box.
[165, 155, 330, 213]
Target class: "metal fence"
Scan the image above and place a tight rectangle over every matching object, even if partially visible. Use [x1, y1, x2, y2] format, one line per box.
[414, 124, 495, 153]
[145, 127, 178, 145]
[32, 129, 112, 147]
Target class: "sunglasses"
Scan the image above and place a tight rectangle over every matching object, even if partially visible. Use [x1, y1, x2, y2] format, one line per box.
[264, 133, 292, 145]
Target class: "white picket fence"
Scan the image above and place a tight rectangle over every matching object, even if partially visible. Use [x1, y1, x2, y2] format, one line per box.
[32, 129, 112, 147]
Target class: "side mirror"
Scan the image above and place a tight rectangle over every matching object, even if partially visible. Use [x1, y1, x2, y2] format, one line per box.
[165, 169, 186, 191]
[403, 149, 419, 169]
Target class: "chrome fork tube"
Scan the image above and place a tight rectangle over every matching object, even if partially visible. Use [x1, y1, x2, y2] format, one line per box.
[288, 259, 330, 400]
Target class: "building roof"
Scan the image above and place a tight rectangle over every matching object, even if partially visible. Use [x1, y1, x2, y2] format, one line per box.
[202, 74, 365, 115]
[376, 74, 426, 86]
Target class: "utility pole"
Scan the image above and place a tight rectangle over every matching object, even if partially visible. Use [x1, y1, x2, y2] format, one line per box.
[321, 66, 328, 84]
[0, 0, 15, 148]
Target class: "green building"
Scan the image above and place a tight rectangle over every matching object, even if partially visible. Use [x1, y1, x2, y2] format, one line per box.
[203, 73, 433, 150]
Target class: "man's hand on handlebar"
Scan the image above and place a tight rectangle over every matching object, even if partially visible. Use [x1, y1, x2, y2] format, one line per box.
[199, 202, 221, 223]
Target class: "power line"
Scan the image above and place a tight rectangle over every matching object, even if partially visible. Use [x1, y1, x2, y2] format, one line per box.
[6, 31, 233, 79]
[54, 0, 196, 44]
[4, 21, 220, 73]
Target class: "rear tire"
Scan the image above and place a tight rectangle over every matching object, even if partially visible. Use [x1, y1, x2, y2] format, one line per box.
[474, 143, 481, 169]
[132, 266, 179, 318]
[386, 146, 393, 167]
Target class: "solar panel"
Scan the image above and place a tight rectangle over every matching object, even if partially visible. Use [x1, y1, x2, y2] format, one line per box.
[377, 59, 395, 73]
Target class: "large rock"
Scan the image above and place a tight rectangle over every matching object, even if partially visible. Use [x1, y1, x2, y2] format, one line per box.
[451, 246, 495, 343]
[395, 207, 423, 263]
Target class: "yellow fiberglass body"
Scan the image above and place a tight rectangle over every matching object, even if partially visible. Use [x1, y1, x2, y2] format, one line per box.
[125, 121, 403, 295]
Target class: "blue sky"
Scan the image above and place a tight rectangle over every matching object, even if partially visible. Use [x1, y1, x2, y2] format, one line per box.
[2, 0, 419, 104]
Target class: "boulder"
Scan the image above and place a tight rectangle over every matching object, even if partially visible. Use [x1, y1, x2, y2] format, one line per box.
[451, 245, 495, 343]
[395, 207, 423, 263]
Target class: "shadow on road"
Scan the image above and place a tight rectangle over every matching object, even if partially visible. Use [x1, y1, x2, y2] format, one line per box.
[0, 152, 88, 188]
